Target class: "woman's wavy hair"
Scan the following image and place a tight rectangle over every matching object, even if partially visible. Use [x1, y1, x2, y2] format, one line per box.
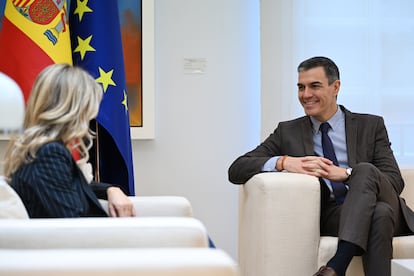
[3, 64, 103, 178]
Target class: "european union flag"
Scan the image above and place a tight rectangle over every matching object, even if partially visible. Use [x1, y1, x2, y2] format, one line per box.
[69, 0, 135, 195]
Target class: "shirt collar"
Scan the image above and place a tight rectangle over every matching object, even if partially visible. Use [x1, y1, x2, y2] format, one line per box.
[310, 105, 344, 133]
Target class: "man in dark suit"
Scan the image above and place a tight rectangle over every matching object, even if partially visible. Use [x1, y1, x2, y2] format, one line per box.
[228, 56, 414, 276]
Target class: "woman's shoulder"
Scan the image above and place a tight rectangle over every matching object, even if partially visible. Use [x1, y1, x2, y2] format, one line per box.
[11, 142, 71, 185]
[37, 141, 71, 158]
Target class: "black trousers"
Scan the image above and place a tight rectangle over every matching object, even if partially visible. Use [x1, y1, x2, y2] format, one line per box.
[319, 162, 411, 276]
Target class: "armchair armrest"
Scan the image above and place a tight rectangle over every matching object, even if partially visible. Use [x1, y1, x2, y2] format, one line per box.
[400, 169, 414, 208]
[0, 217, 208, 249]
[239, 172, 321, 276]
[99, 196, 193, 217]
[0, 248, 239, 276]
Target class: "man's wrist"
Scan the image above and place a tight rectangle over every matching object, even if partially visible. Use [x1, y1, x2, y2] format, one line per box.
[276, 155, 288, 171]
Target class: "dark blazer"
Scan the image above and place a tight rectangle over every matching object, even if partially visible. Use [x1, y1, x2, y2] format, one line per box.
[10, 141, 109, 218]
[228, 105, 414, 230]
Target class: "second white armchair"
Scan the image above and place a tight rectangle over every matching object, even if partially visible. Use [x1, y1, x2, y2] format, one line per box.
[239, 169, 414, 276]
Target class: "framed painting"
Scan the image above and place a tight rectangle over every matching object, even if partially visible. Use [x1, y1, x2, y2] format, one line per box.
[119, 0, 155, 139]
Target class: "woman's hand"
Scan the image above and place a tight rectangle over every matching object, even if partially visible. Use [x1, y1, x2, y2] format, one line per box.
[106, 187, 136, 217]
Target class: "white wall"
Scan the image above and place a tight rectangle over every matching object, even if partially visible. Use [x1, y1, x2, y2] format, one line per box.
[260, 0, 295, 139]
[131, 0, 260, 259]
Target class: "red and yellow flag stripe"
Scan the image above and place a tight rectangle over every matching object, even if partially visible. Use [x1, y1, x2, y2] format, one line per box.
[0, 0, 72, 102]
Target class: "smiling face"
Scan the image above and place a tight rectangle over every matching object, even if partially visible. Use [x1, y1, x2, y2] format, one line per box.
[297, 66, 340, 122]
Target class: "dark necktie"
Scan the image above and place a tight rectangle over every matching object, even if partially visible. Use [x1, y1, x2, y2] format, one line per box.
[320, 122, 347, 204]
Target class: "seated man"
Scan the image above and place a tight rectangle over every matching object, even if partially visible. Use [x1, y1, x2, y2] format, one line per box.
[228, 56, 414, 276]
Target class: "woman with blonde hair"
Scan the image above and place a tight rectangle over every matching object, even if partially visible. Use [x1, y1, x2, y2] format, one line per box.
[3, 64, 135, 218]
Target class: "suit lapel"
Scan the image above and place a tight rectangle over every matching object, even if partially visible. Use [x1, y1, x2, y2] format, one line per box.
[301, 117, 315, 156]
[342, 106, 358, 166]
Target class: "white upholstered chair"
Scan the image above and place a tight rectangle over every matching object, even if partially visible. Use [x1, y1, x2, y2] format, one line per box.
[0, 175, 194, 219]
[0, 176, 208, 249]
[238, 168, 414, 276]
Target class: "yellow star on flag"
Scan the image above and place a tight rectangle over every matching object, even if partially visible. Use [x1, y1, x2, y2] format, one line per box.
[122, 90, 128, 112]
[96, 67, 116, 92]
[73, 35, 95, 60]
[73, 0, 93, 22]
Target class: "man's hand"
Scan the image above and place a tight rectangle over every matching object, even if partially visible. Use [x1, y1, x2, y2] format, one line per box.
[283, 156, 348, 181]
[106, 187, 136, 217]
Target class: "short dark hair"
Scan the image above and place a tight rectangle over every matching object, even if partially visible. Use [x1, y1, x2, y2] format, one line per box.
[297, 56, 340, 85]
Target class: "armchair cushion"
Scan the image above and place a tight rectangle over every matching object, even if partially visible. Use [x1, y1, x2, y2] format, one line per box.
[0, 248, 239, 276]
[0, 217, 209, 249]
[99, 196, 193, 217]
[239, 172, 320, 276]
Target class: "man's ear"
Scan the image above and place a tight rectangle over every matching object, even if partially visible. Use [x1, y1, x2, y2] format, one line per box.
[333, 79, 341, 95]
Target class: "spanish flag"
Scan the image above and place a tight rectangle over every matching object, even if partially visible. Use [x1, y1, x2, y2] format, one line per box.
[0, 0, 72, 103]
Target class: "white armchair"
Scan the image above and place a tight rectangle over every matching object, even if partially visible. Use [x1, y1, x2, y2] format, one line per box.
[238, 169, 414, 276]
[0, 175, 194, 219]
[0, 175, 208, 249]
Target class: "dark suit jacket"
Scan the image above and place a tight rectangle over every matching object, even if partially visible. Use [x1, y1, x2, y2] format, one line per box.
[10, 141, 109, 218]
[228, 105, 414, 231]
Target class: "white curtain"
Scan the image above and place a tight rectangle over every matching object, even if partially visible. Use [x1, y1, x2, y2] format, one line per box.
[261, 0, 414, 166]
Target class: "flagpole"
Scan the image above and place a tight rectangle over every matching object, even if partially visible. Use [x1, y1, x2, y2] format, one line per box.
[94, 120, 100, 182]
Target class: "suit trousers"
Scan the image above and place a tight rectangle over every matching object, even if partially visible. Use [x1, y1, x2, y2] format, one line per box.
[319, 162, 410, 276]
